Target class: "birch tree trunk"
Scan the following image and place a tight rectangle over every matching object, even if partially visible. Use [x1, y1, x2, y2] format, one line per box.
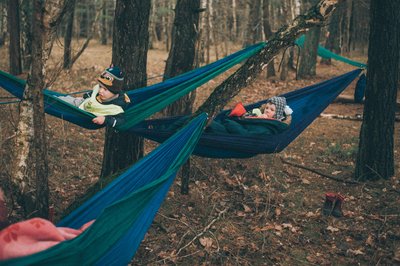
[12, 0, 69, 219]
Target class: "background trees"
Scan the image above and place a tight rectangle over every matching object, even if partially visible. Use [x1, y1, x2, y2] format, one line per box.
[1, 0, 397, 219]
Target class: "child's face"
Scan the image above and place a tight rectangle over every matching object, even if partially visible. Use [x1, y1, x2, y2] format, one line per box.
[263, 102, 276, 118]
[98, 84, 116, 101]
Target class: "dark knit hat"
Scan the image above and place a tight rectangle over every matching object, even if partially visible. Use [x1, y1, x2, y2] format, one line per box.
[97, 66, 124, 94]
[267, 96, 286, 120]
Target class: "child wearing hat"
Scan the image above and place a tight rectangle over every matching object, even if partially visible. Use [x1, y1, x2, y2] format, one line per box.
[250, 96, 293, 124]
[58, 66, 131, 128]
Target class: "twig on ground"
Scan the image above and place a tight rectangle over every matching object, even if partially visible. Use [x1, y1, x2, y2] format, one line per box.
[320, 113, 400, 122]
[280, 157, 361, 185]
[175, 207, 228, 257]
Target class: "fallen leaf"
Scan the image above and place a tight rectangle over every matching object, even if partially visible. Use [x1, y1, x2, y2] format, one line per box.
[331, 170, 342, 175]
[275, 208, 281, 216]
[302, 178, 310, 184]
[243, 204, 252, 213]
[199, 237, 213, 248]
[327, 226, 339, 233]
[347, 249, 364, 255]
[366, 235, 374, 246]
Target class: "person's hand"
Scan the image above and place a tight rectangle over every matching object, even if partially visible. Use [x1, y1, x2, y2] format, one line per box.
[92, 116, 106, 125]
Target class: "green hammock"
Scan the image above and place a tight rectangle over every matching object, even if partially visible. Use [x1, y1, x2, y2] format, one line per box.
[295, 35, 367, 69]
[0, 43, 265, 131]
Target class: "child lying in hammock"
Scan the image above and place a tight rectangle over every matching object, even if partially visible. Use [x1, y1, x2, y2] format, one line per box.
[230, 96, 293, 125]
[58, 66, 131, 128]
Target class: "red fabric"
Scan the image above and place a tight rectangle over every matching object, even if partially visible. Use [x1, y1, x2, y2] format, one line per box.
[325, 192, 345, 202]
[0, 218, 94, 260]
[228, 102, 246, 117]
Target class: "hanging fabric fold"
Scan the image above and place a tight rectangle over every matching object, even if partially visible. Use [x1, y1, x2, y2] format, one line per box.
[1, 113, 207, 266]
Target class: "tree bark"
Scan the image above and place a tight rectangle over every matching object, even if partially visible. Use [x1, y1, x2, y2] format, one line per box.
[20, 0, 33, 71]
[63, 0, 76, 69]
[162, 0, 201, 194]
[100, 0, 107, 45]
[100, 0, 151, 178]
[298, 0, 321, 78]
[298, 26, 321, 78]
[163, 0, 201, 117]
[262, 0, 276, 78]
[320, 0, 342, 64]
[195, 0, 339, 121]
[244, 0, 262, 47]
[355, 0, 399, 180]
[11, 0, 70, 219]
[7, 0, 22, 75]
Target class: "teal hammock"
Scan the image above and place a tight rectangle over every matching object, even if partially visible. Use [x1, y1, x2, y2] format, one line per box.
[295, 35, 367, 69]
[0, 43, 265, 130]
[1, 114, 207, 266]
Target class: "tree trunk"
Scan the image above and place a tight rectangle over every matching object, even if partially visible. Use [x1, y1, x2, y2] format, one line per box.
[11, 0, 69, 219]
[262, 0, 275, 78]
[244, 0, 262, 47]
[20, 0, 33, 71]
[163, 0, 201, 116]
[162, 0, 201, 194]
[100, 0, 151, 178]
[100, 0, 107, 45]
[340, 0, 352, 53]
[298, 26, 321, 78]
[320, 0, 342, 65]
[355, 0, 399, 180]
[7, 0, 22, 75]
[195, 0, 339, 121]
[63, 0, 76, 69]
[279, 0, 291, 81]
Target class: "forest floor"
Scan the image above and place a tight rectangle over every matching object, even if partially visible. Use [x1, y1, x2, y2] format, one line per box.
[0, 40, 400, 265]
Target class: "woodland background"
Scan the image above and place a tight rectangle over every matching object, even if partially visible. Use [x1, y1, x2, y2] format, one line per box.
[0, 0, 400, 265]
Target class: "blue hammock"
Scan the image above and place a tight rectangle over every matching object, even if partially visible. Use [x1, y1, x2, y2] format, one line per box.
[128, 69, 362, 158]
[1, 114, 207, 266]
[0, 43, 264, 130]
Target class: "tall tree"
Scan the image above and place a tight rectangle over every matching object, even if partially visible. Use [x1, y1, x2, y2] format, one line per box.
[163, 0, 201, 116]
[7, 0, 22, 75]
[243, 0, 262, 47]
[11, 0, 69, 219]
[298, 0, 321, 78]
[320, 0, 342, 65]
[355, 0, 400, 180]
[20, 0, 33, 71]
[63, 0, 76, 69]
[262, 0, 275, 77]
[162, 0, 201, 194]
[100, 0, 151, 178]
